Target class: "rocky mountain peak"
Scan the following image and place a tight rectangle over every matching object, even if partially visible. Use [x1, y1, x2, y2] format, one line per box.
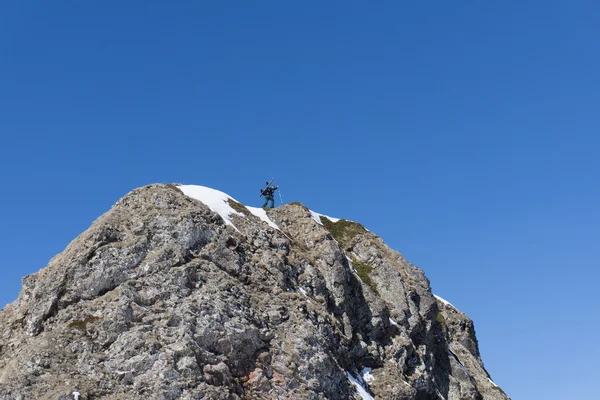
[0, 184, 509, 400]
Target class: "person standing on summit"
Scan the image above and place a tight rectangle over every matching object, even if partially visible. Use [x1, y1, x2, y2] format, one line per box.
[260, 182, 279, 208]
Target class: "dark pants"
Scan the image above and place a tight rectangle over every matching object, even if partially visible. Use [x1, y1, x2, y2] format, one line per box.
[262, 195, 274, 208]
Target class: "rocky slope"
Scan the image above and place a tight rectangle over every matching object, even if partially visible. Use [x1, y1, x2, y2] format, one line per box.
[0, 184, 510, 400]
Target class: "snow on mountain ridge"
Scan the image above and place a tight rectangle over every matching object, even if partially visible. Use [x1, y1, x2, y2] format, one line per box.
[177, 184, 283, 231]
[177, 185, 243, 228]
[178, 184, 342, 231]
[434, 294, 458, 310]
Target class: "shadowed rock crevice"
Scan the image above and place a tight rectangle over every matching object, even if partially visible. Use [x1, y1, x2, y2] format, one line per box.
[0, 184, 509, 400]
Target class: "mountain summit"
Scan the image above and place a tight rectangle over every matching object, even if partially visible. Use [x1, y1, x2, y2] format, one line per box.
[0, 184, 509, 400]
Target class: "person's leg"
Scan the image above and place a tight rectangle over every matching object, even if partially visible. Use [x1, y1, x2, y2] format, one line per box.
[262, 197, 268, 207]
[268, 196, 275, 208]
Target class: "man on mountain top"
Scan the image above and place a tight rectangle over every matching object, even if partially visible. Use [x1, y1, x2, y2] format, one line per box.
[260, 182, 279, 208]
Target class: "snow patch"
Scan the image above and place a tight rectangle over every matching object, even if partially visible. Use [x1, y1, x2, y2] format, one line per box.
[311, 210, 370, 232]
[310, 210, 340, 225]
[346, 371, 374, 400]
[434, 294, 457, 310]
[177, 185, 243, 230]
[298, 287, 311, 303]
[246, 206, 279, 229]
[362, 367, 375, 384]
[178, 185, 281, 232]
[73, 392, 81, 400]
[488, 377, 498, 387]
[388, 317, 399, 327]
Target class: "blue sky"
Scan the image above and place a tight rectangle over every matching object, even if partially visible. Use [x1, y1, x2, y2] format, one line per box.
[1, 1, 598, 398]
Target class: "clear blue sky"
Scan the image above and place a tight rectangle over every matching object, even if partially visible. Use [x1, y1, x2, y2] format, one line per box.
[1, 1, 598, 398]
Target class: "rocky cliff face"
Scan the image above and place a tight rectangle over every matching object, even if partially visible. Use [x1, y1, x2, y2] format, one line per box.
[0, 184, 510, 400]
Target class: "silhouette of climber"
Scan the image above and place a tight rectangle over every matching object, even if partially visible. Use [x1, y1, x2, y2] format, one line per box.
[260, 183, 279, 208]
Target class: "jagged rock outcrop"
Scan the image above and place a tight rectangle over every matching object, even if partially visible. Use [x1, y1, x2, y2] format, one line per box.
[0, 184, 510, 400]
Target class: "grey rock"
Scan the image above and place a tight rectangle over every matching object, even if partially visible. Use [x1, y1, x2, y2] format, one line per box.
[0, 184, 509, 399]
